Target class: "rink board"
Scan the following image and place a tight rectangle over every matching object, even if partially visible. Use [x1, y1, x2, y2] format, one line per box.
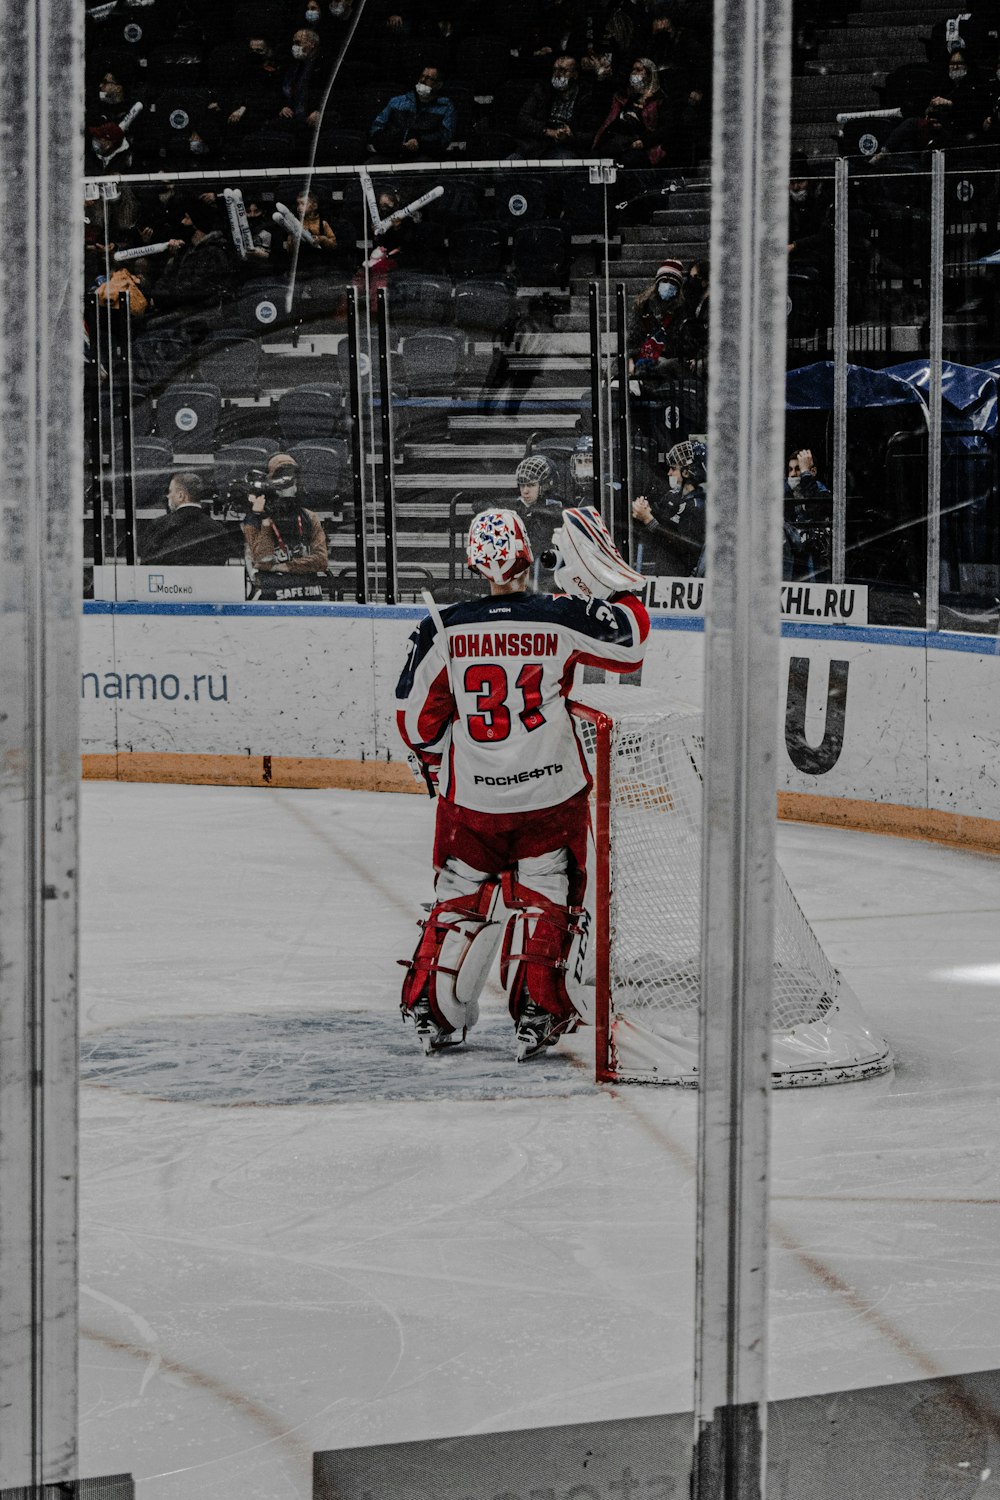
[314, 1366, 1000, 1500]
[79, 603, 1000, 847]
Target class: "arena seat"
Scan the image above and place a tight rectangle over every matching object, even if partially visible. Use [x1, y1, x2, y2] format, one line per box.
[288, 440, 351, 515]
[155, 383, 222, 453]
[398, 332, 464, 394]
[449, 225, 506, 279]
[277, 383, 347, 443]
[511, 221, 572, 288]
[454, 278, 514, 340]
[194, 332, 262, 397]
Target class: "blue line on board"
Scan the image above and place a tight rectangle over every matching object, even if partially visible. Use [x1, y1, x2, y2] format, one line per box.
[82, 600, 1000, 652]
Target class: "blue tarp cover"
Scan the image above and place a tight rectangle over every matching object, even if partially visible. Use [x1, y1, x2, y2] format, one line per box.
[785, 361, 923, 411]
[885, 360, 998, 433]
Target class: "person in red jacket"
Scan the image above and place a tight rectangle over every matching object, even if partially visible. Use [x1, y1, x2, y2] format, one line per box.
[396, 506, 649, 1062]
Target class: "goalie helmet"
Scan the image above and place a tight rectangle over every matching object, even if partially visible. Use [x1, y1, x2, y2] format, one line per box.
[550, 506, 645, 601]
[665, 439, 707, 486]
[515, 453, 557, 498]
[467, 508, 533, 584]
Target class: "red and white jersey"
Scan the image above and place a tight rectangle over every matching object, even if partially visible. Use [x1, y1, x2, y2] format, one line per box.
[396, 590, 649, 814]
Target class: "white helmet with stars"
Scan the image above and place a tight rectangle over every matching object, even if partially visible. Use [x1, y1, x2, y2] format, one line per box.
[467, 508, 534, 585]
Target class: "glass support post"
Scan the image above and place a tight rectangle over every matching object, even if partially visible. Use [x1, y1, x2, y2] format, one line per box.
[692, 0, 792, 1492]
[833, 156, 849, 584]
[376, 286, 398, 604]
[588, 282, 603, 513]
[926, 151, 945, 632]
[346, 285, 370, 603]
[0, 0, 84, 1487]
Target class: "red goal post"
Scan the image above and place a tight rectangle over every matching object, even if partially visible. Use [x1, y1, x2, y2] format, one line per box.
[570, 691, 893, 1088]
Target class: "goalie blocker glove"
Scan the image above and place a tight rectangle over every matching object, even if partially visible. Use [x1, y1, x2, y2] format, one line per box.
[544, 506, 645, 603]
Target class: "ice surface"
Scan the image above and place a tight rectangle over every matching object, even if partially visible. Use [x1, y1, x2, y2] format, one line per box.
[78, 782, 1000, 1498]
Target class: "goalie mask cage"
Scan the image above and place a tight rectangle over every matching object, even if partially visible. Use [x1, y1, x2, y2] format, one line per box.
[571, 691, 893, 1088]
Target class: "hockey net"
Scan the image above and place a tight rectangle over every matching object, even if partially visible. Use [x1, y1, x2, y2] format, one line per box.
[570, 688, 893, 1088]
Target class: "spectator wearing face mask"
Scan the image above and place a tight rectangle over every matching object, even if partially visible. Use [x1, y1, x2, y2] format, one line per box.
[787, 166, 833, 286]
[220, 36, 284, 144]
[88, 121, 132, 172]
[369, 65, 455, 160]
[593, 58, 674, 169]
[783, 448, 830, 580]
[148, 200, 236, 316]
[627, 260, 699, 382]
[516, 56, 597, 158]
[278, 28, 324, 129]
[932, 49, 989, 143]
[242, 454, 329, 596]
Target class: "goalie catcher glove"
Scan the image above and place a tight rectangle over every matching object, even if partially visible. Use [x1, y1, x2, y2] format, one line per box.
[548, 506, 645, 602]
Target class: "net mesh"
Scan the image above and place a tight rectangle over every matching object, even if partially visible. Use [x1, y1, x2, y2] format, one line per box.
[574, 689, 892, 1087]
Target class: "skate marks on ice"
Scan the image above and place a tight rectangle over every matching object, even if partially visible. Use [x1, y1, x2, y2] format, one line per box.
[80, 1007, 595, 1105]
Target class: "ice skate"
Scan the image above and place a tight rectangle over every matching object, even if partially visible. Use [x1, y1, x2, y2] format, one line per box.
[515, 999, 564, 1062]
[408, 998, 466, 1056]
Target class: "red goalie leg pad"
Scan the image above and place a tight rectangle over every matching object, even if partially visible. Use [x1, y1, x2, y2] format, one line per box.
[499, 878, 573, 1022]
[399, 883, 496, 1031]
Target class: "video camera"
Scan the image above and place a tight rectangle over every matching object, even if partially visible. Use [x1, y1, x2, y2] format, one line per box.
[217, 465, 300, 522]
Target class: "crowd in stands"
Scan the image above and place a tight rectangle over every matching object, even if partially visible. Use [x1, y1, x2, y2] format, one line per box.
[86, 0, 713, 175]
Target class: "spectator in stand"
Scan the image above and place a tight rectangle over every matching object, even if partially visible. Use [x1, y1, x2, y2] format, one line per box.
[647, 1, 711, 168]
[787, 164, 833, 290]
[593, 58, 673, 169]
[579, 46, 619, 124]
[90, 67, 145, 134]
[278, 28, 324, 131]
[220, 36, 284, 150]
[516, 56, 597, 158]
[88, 121, 132, 172]
[628, 260, 704, 383]
[348, 0, 422, 89]
[932, 48, 989, 143]
[369, 65, 456, 159]
[526, 0, 591, 73]
[242, 454, 329, 593]
[877, 97, 954, 159]
[631, 440, 707, 576]
[599, 0, 653, 69]
[142, 472, 233, 567]
[784, 447, 830, 580]
[281, 191, 339, 278]
[148, 201, 235, 315]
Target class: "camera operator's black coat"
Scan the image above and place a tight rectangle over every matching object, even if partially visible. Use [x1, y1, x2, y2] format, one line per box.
[141, 504, 234, 567]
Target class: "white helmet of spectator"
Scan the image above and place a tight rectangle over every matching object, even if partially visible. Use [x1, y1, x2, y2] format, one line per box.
[467, 509, 534, 584]
[515, 453, 557, 500]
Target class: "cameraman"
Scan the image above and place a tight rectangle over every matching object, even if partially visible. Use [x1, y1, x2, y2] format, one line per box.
[241, 454, 329, 596]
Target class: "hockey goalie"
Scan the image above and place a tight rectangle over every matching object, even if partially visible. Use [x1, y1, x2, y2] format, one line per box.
[396, 507, 650, 1061]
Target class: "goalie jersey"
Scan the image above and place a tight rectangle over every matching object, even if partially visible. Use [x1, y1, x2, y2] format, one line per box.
[396, 591, 649, 814]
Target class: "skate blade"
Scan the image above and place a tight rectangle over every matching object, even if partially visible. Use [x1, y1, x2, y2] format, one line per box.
[420, 1026, 467, 1055]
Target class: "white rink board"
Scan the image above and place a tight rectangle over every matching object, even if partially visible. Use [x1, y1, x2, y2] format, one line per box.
[81, 605, 999, 823]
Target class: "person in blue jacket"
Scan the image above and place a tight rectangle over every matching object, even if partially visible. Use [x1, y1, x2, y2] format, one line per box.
[369, 65, 456, 159]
